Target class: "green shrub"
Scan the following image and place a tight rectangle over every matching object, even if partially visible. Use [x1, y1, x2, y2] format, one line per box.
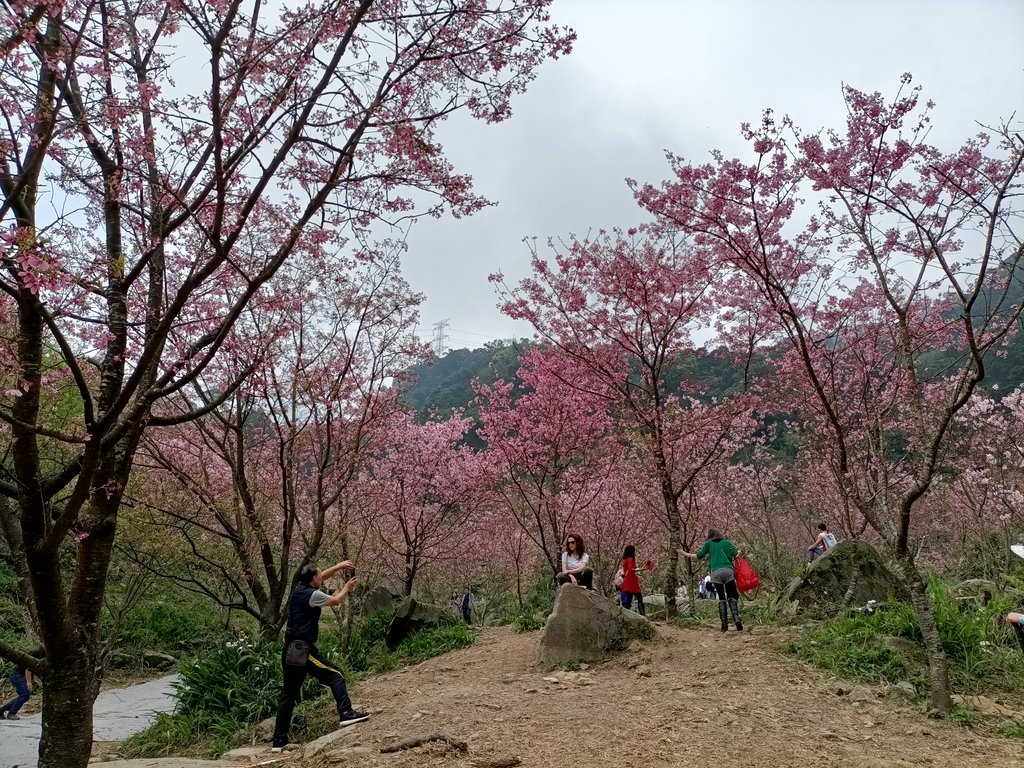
[395, 620, 474, 661]
[786, 582, 1024, 697]
[121, 711, 206, 758]
[114, 595, 229, 655]
[513, 612, 546, 633]
[346, 608, 396, 673]
[122, 639, 283, 759]
[349, 609, 474, 672]
[123, 606, 476, 758]
[173, 639, 282, 725]
[515, 572, 556, 617]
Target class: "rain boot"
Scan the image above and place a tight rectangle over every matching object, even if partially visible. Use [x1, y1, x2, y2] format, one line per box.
[718, 600, 729, 632]
[729, 597, 743, 631]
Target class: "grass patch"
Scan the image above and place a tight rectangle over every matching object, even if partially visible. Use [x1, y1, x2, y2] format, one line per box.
[512, 612, 546, 633]
[784, 582, 1024, 700]
[122, 638, 284, 758]
[507, 571, 557, 632]
[394, 619, 474, 662]
[998, 721, 1024, 739]
[122, 608, 476, 759]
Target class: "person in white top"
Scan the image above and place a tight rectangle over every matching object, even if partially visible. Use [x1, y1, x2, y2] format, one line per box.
[555, 533, 594, 590]
[807, 522, 839, 563]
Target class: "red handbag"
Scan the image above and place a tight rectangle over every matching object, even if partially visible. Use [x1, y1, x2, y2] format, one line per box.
[734, 554, 760, 593]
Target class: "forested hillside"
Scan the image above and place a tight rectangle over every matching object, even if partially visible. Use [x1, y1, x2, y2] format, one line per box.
[400, 340, 534, 418]
[400, 330, 1024, 420]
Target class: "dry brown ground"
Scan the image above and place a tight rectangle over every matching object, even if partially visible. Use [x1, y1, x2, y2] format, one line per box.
[292, 623, 1023, 768]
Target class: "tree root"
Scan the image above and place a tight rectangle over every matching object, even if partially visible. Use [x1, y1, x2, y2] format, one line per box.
[380, 732, 469, 753]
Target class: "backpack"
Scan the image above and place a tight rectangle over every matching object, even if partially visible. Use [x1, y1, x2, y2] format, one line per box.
[822, 531, 838, 550]
[613, 566, 624, 589]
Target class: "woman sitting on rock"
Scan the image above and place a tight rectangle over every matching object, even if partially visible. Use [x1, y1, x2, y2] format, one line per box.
[556, 533, 593, 590]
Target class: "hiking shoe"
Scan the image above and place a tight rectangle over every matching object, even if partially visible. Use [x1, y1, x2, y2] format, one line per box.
[735, 621, 744, 632]
[6, 715, 19, 721]
[339, 709, 370, 726]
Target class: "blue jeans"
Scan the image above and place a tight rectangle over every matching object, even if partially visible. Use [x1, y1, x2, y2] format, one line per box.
[807, 546, 824, 563]
[1, 671, 31, 717]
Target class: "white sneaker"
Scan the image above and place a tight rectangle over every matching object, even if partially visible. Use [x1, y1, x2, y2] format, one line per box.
[339, 709, 370, 726]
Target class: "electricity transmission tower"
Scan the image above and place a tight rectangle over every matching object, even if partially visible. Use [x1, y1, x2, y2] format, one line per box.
[431, 319, 451, 356]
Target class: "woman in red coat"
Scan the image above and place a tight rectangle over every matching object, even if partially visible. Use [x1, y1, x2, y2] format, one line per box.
[619, 545, 645, 616]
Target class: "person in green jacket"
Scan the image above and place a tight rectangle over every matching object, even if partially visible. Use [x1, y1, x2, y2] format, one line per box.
[681, 529, 743, 632]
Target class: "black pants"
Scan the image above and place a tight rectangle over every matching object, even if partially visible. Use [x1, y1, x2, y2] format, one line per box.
[556, 568, 593, 589]
[712, 579, 739, 601]
[273, 643, 352, 746]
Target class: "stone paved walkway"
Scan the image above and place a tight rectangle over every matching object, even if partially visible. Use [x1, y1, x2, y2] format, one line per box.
[0, 674, 179, 768]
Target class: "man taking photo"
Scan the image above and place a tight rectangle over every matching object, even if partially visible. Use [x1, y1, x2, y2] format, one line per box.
[272, 560, 368, 752]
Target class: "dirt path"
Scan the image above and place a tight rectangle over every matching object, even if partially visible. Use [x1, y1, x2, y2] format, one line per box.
[328, 624, 1021, 768]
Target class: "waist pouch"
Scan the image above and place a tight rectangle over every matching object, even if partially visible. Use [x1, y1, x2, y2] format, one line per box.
[284, 640, 310, 667]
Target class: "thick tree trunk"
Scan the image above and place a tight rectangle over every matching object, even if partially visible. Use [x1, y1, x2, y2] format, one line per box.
[895, 553, 952, 714]
[515, 563, 523, 609]
[0, 498, 40, 634]
[404, 562, 415, 597]
[665, 514, 681, 619]
[259, 618, 282, 643]
[685, 557, 696, 615]
[38, 645, 100, 768]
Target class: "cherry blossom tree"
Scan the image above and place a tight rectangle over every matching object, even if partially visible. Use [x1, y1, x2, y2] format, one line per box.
[129, 248, 422, 639]
[357, 411, 487, 596]
[635, 76, 1024, 712]
[0, 2, 573, 764]
[475, 346, 623, 576]
[574, 459, 661, 597]
[926, 390, 1024, 576]
[491, 232, 754, 616]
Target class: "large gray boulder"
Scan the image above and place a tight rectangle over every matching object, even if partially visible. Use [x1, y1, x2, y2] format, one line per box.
[361, 585, 402, 616]
[538, 586, 655, 670]
[142, 651, 176, 670]
[781, 539, 908, 619]
[385, 596, 446, 649]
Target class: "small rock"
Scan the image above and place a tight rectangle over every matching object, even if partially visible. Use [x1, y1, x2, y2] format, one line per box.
[542, 676, 560, 683]
[107, 651, 135, 670]
[524, 688, 539, 693]
[848, 686, 875, 703]
[305, 728, 359, 759]
[141, 651, 176, 670]
[222, 746, 267, 759]
[635, 665, 652, 678]
[892, 682, 917, 698]
[578, 676, 596, 686]
[254, 716, 276, 742]
[951, 694, 1023, 720]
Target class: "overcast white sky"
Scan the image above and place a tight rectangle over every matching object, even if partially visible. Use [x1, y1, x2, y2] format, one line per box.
[402, 0, 1024, 352]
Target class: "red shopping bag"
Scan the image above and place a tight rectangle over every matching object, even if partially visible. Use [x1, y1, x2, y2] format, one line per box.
[734, 554, 760, 594]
